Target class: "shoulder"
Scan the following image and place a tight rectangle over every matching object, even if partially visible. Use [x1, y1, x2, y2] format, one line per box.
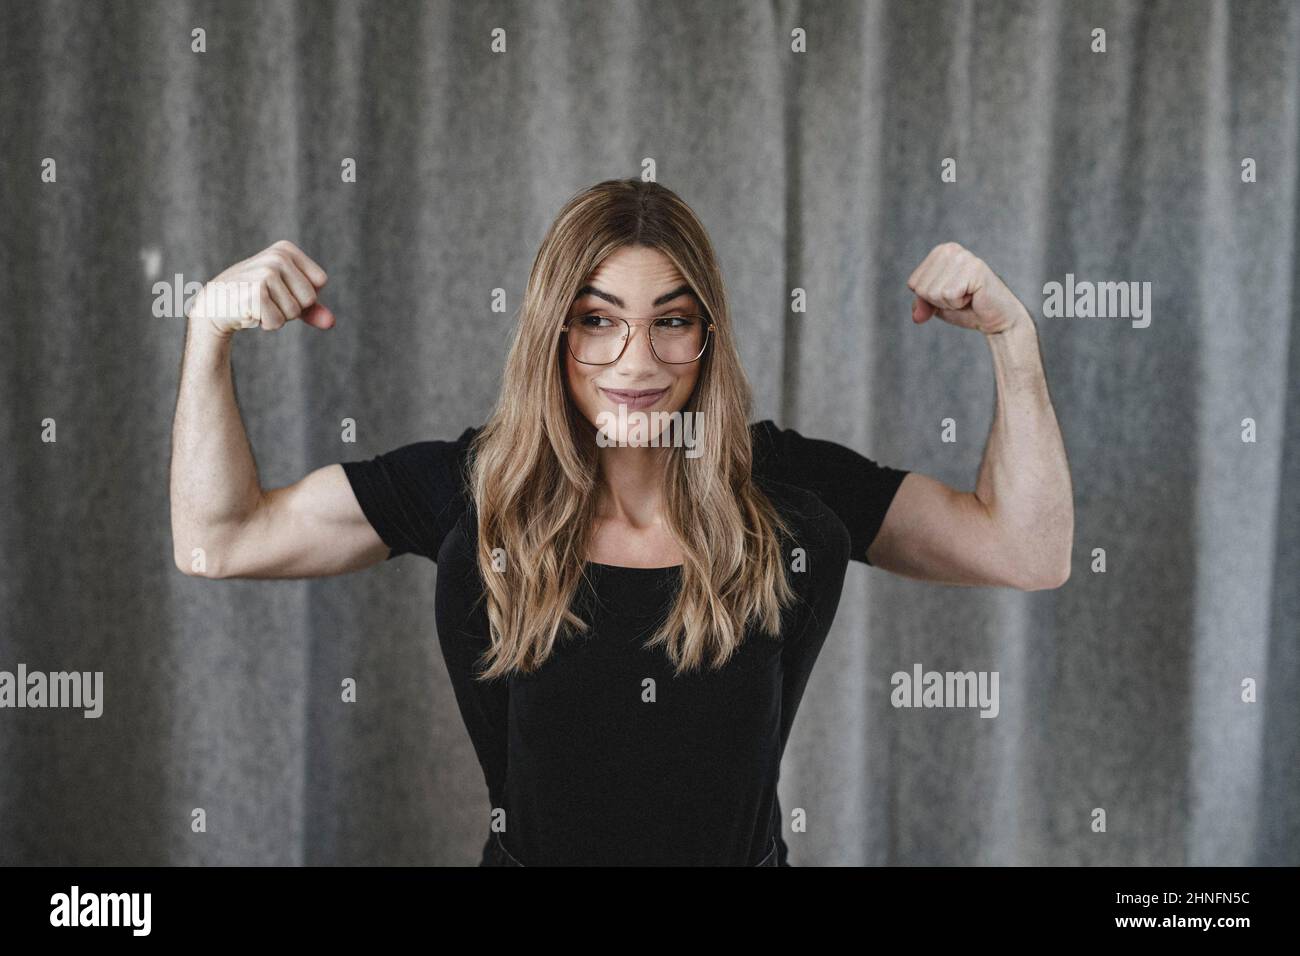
[753, 473, 852, 567]
[748, 418, 782, 465]
[338, 425, 483, 562]
[344, 425, 481, 484]
[409, 425, 482, 468]
[746, 418, 909, 566]
[749, 418, 823, 481]
[345, 424, 479, 465]
[749, 419, 844, 543]
[340, 425, 481, 519]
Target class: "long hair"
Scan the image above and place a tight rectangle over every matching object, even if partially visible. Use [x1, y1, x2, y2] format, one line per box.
[469, 178, 796, 678]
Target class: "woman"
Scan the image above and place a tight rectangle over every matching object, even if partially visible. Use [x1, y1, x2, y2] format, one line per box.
[339, 179, 910, 866]
[174, 177, 1069, 867]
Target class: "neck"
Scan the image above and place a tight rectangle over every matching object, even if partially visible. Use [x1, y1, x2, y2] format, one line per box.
[595, 443, 672, 527]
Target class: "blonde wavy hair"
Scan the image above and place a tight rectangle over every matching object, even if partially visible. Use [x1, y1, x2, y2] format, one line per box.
[469, 178, 796, 679]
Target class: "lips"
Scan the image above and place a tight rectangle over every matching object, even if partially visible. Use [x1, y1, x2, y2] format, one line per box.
[599, 387, 669, 411]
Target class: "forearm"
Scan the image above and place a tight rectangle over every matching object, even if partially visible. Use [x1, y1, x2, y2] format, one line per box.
[974, 312, 1074, 586]
[169, 316, 263, 566]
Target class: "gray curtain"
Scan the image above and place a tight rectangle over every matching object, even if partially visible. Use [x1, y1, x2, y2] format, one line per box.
[1, 0, 1296, 866]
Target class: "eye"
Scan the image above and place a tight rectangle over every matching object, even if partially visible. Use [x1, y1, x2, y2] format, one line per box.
[653, 315, 696, 329]
[574, 313, 617, 330]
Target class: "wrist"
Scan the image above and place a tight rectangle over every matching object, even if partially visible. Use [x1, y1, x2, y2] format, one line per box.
[186, 312, 235, 343]
[986, 307, 1035, 339]
[985, 308, 1046, 386]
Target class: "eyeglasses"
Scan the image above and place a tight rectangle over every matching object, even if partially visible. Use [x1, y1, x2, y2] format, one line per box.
[560, 313, 715, 365]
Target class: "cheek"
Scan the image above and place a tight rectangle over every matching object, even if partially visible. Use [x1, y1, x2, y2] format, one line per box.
[672, 366, 701, 407]
[564, 352, 598, 421]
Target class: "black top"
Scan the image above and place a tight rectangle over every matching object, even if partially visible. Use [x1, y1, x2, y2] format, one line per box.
[341, 421, 909, 865]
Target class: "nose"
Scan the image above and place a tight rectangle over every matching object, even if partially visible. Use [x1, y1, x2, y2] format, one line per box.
[614, 321, 659, 371]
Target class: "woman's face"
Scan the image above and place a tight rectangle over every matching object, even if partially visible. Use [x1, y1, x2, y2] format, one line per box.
[563, 244, 703, 445]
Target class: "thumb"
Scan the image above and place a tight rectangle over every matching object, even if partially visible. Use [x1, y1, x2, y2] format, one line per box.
[300, 303, 336, 329]
[912, 295, 935, 323]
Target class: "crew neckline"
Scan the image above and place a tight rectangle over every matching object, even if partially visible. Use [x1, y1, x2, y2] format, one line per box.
[584, 561, 682, 573]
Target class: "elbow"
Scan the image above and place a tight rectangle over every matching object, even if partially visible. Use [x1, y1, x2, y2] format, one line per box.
[174, 547, 213, 578]
[1004, 510, 1073, 591]
[1015, 550, 1071, 591]
[1019, 566, 1069, 591]
[172, 534, 227, 579]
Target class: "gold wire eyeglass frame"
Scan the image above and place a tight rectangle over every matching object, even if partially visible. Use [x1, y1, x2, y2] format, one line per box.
[559, 313, 716, 365]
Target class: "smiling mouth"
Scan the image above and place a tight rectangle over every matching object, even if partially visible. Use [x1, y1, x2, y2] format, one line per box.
[599, 387, 669, 410]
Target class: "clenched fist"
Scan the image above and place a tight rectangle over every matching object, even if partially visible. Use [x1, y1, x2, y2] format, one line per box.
[906, 242, 1028, 335]
[186, 240, 334, 336]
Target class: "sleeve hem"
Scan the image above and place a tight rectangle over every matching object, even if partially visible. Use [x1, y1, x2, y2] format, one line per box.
[862, 469, 910, 566]
[340, 459, 401, 560]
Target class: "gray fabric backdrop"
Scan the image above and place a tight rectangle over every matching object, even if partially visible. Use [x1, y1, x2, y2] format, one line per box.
[0, 0, 1296, 866]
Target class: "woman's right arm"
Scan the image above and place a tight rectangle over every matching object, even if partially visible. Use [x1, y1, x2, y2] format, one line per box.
[169, 240, 389, 580]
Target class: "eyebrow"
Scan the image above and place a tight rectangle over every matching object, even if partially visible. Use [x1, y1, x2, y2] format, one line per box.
[572, 284, 700, 310]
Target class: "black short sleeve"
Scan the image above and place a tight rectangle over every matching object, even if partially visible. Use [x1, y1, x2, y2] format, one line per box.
[340, 426, 480, 562]
[750, 419, 909, 566]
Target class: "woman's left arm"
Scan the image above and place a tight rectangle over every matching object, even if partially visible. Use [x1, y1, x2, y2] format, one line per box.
[866, 243, 1074, 591]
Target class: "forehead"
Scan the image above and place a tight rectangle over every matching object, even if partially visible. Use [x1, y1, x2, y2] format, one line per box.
[581, 245, 686, 294]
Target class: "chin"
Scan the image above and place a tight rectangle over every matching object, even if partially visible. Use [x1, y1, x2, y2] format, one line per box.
[589, 399, 685, 448]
